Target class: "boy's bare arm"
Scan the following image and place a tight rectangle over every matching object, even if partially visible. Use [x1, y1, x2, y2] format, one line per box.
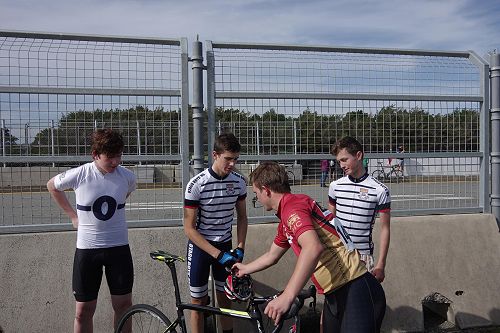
[373, 211, 390, 282]
[47, 177, 78, 228]
[183, 207, 221, 258]
[235, 198, 248, 249]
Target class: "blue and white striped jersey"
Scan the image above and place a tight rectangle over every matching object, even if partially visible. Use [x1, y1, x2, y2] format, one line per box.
[184, 167, 247, 242]
[328, 173, 391, 255]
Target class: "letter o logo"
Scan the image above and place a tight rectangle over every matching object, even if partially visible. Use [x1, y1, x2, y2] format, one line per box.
[92, 195, 117, 221]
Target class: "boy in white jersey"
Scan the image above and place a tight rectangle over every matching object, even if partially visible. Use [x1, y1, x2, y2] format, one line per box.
[47, 129, 136, 333]
[328, 136, 391, 283]
[184, 133, 248, 333]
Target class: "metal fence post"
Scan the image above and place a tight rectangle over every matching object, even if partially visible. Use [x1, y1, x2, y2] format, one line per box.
[50, 120, 55, 167]
[1, 119, 5, 167]
[206, 41, 215, 165]
[180, 38, 190, 190]
[192, 38, 205, 175]
[490, 52, 500, 230]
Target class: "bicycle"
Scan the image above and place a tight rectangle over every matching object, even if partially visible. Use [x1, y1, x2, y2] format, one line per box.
[115, 250, 317, 333]
[371, 161, 404, 183]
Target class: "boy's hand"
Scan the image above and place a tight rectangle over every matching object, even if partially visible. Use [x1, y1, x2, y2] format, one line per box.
[217, 251, 238, 269]
[230, 247, 244, 262]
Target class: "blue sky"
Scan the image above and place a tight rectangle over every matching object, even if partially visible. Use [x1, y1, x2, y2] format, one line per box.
[0, 0, 499, 59]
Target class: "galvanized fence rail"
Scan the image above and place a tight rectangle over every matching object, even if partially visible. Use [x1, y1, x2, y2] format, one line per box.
[0, 30, 495, 232]
[0, 31, 189, 233]
[206, 42, 490, 222]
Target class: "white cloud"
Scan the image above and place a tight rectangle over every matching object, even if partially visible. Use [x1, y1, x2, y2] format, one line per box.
[0, 0, 498, 56]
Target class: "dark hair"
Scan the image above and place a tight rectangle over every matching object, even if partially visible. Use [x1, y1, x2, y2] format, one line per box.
[331, 136, 364, 157]
[214, 133, 241, 154]
[91, 129, 124, 157]
[250, 162, 291, 194]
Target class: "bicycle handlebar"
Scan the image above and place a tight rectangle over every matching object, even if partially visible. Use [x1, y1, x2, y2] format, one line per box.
[270, 285, 317, 333]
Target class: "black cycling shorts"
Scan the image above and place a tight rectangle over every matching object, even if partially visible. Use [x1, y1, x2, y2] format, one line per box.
[187, 239, 232, 299]
[323, 272, 386, 332]
[72, 244, 134, 302]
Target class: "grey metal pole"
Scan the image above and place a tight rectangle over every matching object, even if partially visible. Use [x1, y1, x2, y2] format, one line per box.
[192, 38, 205, 175]
[136, 120, 142, 165]
[50, 120, 55, 167]
[293, 120, 297, 165]
[1, 119, 5, 167]
[180, 38, 190, 189]
[490, 52, 500, 230]
[206, 41, 216, 166]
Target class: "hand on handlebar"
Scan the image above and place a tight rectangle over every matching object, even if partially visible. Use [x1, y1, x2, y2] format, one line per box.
[264, 293, 294, 326]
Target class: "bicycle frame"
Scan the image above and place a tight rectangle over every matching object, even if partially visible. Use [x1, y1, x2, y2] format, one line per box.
[157, 252, 305, 333]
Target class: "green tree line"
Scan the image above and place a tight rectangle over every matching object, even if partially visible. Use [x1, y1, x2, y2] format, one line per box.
[1, 104, 480, 157]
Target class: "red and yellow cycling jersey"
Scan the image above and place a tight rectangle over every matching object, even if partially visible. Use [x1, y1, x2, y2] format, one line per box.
[274, 193, 367, 294]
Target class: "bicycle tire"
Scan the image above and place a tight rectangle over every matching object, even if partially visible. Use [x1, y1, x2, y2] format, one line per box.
[115, 304, 176, 333]
[371, 170, 385, 181]
[392, 169, 404, 183]
[287, 170, 295, 186]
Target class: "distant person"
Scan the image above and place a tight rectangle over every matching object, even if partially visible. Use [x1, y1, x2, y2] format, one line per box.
[320, 159, 329, 187]
[329, 136, 391, 283]
[184, 133, 248, 333]
[363, 156, 369, 173]
[328, 159, 336, 180]
[47, 129, 136, 333]
[233, 161, 386, 332]
[396, 145, 405, 172]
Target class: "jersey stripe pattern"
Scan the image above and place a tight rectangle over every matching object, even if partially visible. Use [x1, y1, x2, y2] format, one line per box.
[328, 173, 390, 255]
[184, 167, 247, 242]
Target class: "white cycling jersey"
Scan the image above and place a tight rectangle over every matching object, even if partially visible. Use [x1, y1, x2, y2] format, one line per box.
[54, 162, 136, 249]
[328, 173, 390, 255]
[184, 167, 247, 242]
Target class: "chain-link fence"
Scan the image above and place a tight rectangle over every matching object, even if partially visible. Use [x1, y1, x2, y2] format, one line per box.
[0, 31, 189, 232]
[0, 31, 493, 232]
[206, 42, 489, 220]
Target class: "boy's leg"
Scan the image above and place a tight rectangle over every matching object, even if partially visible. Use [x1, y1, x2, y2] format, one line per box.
[74, 300, 97, 333]
[104, 245, 134, 330]
[187, 240, 213, 333]
[191, 295, 209, 333]
[72, 248, 103, 333]
[111, 293, 132, 332]
[212, 241, 233, 332]
[341, 273, 386, 332]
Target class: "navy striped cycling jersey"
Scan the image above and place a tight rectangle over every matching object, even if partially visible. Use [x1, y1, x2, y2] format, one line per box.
[184, 167, 247, 242]
[328, 173, 390, 255]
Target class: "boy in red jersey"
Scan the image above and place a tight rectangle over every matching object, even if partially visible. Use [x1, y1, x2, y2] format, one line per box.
[233, 161, 386, 332]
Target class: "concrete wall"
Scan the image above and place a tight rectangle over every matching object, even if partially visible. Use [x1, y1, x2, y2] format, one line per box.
[0, 214, 499, 333]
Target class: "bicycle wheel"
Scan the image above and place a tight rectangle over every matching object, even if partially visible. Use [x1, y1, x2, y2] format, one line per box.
[392, 169, 404, 183]
[371, 170, 385, 181]
[287, 170, 295, 186]
[115, 304, 176, 333]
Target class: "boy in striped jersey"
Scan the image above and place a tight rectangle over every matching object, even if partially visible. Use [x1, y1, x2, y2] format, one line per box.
[328, 136, 391, 283]
[184, 133, 248, 333]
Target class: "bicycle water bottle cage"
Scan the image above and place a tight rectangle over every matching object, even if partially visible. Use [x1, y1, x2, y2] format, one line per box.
[224, 273, 253, 301]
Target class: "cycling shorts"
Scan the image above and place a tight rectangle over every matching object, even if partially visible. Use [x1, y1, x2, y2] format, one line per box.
[323, 272, 386, 332]
[187, 240, 232, 299]
[72, 244, 134, 302]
